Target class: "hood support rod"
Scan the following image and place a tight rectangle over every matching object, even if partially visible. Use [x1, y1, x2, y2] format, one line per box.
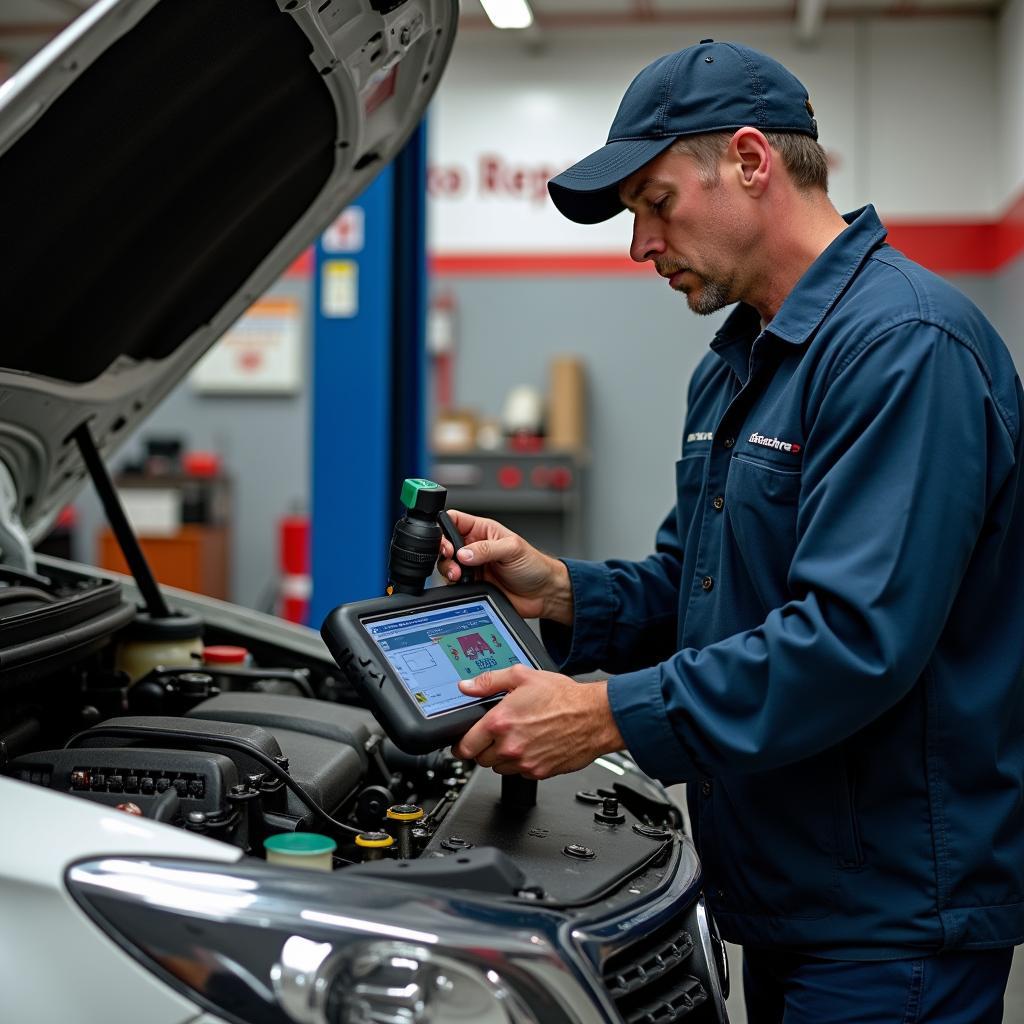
[72, 422, 171, 620]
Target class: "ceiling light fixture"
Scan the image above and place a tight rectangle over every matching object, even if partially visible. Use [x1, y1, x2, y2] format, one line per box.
[479, 0, 534, 30]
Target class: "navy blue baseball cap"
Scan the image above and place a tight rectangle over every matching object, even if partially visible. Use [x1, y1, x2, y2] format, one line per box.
[548, 40, 818, 224]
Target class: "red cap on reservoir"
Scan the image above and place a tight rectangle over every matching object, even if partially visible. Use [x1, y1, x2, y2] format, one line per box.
[203, 645, 250, 665]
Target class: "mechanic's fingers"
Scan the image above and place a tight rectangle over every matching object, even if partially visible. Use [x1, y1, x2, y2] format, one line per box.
[445, 509, 484, 537]
[453, 718, 495, 761]
[459, 666, 528, 698]
[437, 541, 460, 582]
[458, 534, 518, 567]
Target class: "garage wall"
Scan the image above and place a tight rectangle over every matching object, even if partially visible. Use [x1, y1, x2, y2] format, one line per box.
[995, 0, 1024, 375]
[990, 254, 1024, 373]
[429, 17, 998, 260]
[999, 0, 1024, 203]
[429, 16, 1008, 562]
[68, 13, 1020, 604]
[72, 275, 312, 612]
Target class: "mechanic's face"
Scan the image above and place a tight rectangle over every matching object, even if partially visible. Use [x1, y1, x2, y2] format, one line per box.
[619, 147, 752, 316]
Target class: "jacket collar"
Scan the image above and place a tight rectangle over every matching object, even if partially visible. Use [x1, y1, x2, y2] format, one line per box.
[710, 205, 888, 375]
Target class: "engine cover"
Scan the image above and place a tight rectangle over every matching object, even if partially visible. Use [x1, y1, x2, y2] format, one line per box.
[423, 762, 679, 904]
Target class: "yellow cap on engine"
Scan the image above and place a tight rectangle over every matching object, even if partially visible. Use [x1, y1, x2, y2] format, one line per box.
[386, 804, 425, 822]
[355, 831, 395, 849]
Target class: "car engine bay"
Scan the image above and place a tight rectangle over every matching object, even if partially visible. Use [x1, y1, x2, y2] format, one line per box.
[0, 558, 727, 1022]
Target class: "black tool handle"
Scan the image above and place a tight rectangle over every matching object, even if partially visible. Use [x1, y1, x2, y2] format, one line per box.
[438, 511, 477, 583]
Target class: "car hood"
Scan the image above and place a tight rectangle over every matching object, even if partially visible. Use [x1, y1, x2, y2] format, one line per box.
[0, 0, 456, 542]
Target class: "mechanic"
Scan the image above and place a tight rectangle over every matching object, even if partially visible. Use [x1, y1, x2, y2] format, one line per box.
[437, 41, 1024, 1022]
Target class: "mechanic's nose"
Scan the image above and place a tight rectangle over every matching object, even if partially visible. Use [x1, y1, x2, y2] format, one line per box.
[630, 218, 663, 264]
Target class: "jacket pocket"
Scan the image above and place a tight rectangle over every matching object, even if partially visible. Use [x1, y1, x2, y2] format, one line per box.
[725, 453, 802, 608]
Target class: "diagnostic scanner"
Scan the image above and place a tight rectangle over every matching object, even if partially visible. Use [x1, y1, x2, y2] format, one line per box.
[321, 479, 556, 754]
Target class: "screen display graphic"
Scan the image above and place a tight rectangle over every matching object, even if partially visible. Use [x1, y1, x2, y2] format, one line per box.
[364, 599, 532, 718]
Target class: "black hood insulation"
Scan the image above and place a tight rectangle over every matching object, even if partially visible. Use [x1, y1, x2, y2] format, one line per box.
[0, 0, 336, 383]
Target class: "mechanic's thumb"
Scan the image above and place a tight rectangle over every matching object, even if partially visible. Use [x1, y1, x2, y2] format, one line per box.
[459, 669, 514, 697]
[458, 536, 511, 566]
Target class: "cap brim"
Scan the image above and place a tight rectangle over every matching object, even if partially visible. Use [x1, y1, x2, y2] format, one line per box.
[548, 137, 677, 224]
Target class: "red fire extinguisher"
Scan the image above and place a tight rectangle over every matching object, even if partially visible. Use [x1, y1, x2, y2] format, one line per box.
[278, 514, 310, 624]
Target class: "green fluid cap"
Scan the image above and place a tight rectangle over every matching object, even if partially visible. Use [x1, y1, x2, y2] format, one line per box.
[263, 832, 337, 856]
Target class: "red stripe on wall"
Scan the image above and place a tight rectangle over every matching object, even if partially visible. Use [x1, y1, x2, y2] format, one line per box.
[431, 192, 1024, 278]
[431, 253, 647, 276]
[994, 189, 1024, 270]
[883, 221, 1000, 274]
[285, 193, 1024, 280]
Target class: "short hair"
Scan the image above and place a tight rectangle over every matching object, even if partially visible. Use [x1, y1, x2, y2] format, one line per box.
[670, 130, 829, 192]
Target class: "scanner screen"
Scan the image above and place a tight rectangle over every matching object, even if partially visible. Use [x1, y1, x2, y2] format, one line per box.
[364, 598, 531, 718]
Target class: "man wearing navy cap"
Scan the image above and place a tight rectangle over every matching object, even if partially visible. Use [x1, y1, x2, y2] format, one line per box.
[440, 41, 1023, 1019]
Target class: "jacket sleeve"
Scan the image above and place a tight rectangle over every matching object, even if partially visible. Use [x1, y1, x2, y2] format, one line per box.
[606, 323, 1017, 784]
[540, 508, 684, 675]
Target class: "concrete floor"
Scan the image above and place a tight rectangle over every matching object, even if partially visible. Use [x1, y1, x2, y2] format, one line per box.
[722, 944, 1024, 1022]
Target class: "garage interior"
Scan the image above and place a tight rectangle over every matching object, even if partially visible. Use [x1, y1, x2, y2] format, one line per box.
[2, 0, 1023, 1019]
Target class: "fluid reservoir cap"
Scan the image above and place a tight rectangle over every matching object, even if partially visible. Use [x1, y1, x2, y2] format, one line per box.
[203, 645, 250, 665]
[264, 832, 338, 857]
[387, 803, 425, 821]
[355, 831, 395, 849]
[121, 611, 203, 641]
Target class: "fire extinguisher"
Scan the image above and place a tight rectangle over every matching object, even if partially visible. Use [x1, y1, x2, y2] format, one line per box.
[278, 514, 310, 624]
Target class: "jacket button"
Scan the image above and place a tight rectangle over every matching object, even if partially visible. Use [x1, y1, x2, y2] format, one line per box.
[701, 780, 712, 796]
[701, 575, 714, 592]
[712, 495, 724, 511]
[723, 437, 735, 449]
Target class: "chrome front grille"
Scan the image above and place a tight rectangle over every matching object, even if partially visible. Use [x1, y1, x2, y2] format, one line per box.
[601, 918, 708, 1023]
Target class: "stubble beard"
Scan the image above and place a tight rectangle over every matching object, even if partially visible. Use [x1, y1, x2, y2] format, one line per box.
[684, 277, 731, 316]
[656, 258, 733, 316]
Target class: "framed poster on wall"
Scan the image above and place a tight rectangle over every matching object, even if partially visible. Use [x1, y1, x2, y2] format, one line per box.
[191, 297, 304, 394]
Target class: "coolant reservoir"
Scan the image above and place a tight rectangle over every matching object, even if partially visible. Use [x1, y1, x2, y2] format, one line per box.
[115, 612, 204, 683]
[264, 833, 337, 872]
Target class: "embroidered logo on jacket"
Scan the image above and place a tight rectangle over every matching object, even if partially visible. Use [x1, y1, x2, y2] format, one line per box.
[748, 432, 802, 454]
[687, 431, 713, 443]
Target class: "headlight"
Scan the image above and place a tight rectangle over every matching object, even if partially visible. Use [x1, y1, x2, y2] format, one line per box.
[67, 857, 607, 1024]
[275, 936, 532, 1024]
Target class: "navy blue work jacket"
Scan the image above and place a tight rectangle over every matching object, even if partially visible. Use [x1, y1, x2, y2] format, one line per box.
[545, 206, 1024, 958]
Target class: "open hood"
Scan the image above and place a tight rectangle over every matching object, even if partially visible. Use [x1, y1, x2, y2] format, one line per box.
[0, 0, 456, 551]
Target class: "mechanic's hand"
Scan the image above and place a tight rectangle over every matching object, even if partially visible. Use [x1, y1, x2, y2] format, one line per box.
[437, 509, 573, 625]
[451, 666, 624, 780]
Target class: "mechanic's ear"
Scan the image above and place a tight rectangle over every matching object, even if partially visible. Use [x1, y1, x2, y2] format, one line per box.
[730, 127, 771, 196]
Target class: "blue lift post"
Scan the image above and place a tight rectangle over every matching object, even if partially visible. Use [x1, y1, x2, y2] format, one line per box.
[310, 125, 428, 623]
